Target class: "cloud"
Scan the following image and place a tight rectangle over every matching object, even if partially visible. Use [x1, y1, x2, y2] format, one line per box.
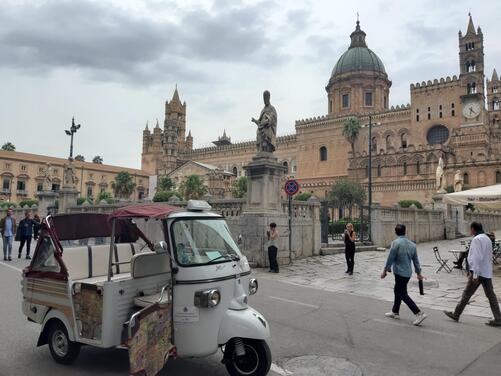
[0, 0, 289, 85]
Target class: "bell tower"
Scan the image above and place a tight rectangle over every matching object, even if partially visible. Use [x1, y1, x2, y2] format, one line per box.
[458, 13, 486, 126]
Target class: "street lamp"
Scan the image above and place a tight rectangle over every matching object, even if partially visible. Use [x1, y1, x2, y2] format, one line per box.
[65, 117, 81, 160]
[367, 115, 381, 243]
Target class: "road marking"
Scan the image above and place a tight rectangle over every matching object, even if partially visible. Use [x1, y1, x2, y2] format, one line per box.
[267, 296, 320, 309]
[270, 363, 293, 375]
[372, 318, 457, 337]
[0, 261, 23, 273]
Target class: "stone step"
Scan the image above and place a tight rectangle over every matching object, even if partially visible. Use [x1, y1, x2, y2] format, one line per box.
[320, 245, 381, 256]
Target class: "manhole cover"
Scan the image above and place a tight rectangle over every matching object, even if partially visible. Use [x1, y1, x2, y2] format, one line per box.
[283, 355, 362, 376]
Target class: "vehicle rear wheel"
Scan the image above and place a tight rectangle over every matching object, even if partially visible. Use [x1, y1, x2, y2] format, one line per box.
[224, 338, 272, 376]
[47, 321, 80, 365]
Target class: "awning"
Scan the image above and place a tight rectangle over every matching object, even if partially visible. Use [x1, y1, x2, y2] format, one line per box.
[443, 184, 501, 210]
[109, 203, 181, 220]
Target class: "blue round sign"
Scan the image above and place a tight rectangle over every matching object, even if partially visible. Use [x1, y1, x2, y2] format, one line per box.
[284, 179, 300, 196]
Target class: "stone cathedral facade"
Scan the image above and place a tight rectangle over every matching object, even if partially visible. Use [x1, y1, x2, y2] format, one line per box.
[142, 15, 501, 205]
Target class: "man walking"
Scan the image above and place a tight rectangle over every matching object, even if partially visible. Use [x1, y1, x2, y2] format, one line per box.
[444, 222, 501, 327]
[18, 210, 35, 260]
[0, 208, 17, 261]
[381, 224, 427, 326]
[267, 223, 279, 273]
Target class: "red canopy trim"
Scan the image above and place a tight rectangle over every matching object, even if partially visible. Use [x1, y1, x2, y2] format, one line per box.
[109, 203, 181, 220]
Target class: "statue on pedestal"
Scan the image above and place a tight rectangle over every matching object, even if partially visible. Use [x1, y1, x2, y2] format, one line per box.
[436, 157, 447, 193]
[42, 163, 52, 191]
[251, 90, 277, 154]
[454, 170, 464, 192]
[63, 161, 77, 189]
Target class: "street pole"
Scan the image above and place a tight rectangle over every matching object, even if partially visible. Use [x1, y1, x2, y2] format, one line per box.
[368, 115, 373, 243]
[288, 194, 292, 264]
[65, 117, 81, 160]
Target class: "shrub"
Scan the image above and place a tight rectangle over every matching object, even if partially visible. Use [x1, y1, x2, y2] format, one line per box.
[295, 192, 312, 201]
[95, 191, 114, 204]
[398, 200, 423, 209]
[153, 190, 182, 202]
[19, 199, 39, 208]
[77, 197, 92, 205]
[0, 201, 17, 208]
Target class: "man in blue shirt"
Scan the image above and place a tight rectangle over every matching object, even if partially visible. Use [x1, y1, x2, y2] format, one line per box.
[381, 224, 427, 326]
[1, 208, 17, 261]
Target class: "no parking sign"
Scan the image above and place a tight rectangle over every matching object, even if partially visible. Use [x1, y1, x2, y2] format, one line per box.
[284, 179, 300, 196]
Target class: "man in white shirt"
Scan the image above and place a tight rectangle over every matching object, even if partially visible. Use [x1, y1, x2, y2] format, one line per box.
[444, 222, 501, 327]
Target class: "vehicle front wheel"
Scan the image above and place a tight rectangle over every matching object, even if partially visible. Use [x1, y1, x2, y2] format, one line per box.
[224, 338, 272, 376]
[47, 321, 81, 365]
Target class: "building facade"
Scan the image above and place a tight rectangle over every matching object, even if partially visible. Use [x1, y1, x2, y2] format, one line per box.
[0, 150, 150, 203]
[142, 15, 501, 206]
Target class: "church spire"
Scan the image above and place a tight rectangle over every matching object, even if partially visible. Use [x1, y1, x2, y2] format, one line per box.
[171, 84, 181, 103]
[155, 118, 160, 128]
[144, 121, 149, 131]
[466, 12, 476, 35]
[349, 18, 367, 48]
[493, 68, 499, 82]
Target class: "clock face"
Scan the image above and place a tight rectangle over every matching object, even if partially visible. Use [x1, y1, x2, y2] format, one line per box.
[463, 100, 482, 119]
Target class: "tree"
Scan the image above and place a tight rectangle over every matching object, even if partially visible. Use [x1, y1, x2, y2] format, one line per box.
[112, 171, 136, 200]
[231, 176, 247, 198]
[179, 175, 208, 200]
[74, 155, 85, 162]
[342, 116, 362, 163]
[92, 155, 103, 164]
[153, 190, 182, 202]
[95, 190, 113, 204]
[1, 142, 16, 151]
[157, 176, 175, 192]
[295, 192, 312, 201]
[328, 178, 366, 208]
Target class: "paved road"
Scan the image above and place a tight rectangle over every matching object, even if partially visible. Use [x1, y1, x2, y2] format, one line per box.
[1, 259, 500, 376]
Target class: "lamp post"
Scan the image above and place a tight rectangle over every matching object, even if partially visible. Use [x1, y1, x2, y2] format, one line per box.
[368, 115, 373, 243]
[65, 117, 81, 160]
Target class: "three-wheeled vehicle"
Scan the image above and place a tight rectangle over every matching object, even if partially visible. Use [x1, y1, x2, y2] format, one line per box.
[21, 201, 271, 375]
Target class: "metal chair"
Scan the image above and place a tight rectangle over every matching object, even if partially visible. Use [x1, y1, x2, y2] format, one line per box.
[433, 246, 452, 273]
[493, 243, 501, 265]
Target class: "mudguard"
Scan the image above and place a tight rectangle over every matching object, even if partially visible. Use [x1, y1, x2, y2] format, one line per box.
[37, 309, 76, 346]
[218, 307, 270, 345]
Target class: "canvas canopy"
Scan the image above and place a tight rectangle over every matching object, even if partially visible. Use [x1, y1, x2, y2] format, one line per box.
[443, 184, 501, 210]
[109, 203, 181, 220]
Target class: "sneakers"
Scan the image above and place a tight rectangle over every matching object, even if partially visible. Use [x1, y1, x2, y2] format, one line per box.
[385, 312, 400, 319]
[8, 256, 12, 261]
[443, 310, 459, 322]
[485, 319, 501, 328]
[413, 312, 427, 326]
[18, 253, 21, 259]
[26, 255, 31, 260]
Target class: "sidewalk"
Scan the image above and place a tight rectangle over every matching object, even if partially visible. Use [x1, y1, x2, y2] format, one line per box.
[254, 235, 501, 319]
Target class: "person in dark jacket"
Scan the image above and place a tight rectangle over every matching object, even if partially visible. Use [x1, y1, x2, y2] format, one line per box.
[18, 210, 36, 259]
[344, 223, 356, 275]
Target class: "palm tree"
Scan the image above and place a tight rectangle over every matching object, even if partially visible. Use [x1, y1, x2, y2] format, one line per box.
[74, 154, 85, 162]
[179, 175, 208, 200]
[1, 142, 16, 151]
[342, 117, 362, 178]
[92, 155, 103, 164]
[111, 171, 136, 200]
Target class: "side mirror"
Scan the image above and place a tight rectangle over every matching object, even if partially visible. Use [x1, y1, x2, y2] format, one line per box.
[154, 241, 169, 254]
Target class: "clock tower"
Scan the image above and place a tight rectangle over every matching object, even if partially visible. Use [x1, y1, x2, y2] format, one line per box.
[458, 13, 486, 126]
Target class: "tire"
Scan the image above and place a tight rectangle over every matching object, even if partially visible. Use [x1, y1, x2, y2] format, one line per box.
[224, 338, 272, 376]
[47, 320, 81, 365]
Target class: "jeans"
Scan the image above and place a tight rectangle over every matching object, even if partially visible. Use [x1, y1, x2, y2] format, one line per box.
[268, 246, 279, 272]
[345, 247, 355, 273]
[392, 273, 420, 315]
[454, 276, 501, 321]
[18, 236, 32, 257]
[2, 236, 13, 258]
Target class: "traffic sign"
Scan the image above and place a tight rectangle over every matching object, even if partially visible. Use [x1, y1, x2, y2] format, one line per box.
[284, 179, 300, 196]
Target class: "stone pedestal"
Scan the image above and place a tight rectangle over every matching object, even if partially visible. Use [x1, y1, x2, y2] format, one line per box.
[59, 187, 79, 213]
[239, 153, 288, 267]
[36, 191, 58, 216]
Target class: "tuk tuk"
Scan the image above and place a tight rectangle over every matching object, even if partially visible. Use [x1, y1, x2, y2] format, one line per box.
[21, 201, 271, 376]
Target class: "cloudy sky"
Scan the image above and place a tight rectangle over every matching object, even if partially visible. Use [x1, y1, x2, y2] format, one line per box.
[1, 0, 500, 169]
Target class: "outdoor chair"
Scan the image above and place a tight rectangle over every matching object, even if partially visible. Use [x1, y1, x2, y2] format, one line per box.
[493, 244, 501, 265]
[433, 246, 452, 273]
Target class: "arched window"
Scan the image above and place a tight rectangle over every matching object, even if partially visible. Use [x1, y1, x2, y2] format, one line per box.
[427, 125, 450, 145]
[496, 171, 501, 184]
[493, 99, 500, 111]
[463, 173, 469, 185]
[319, 146, 327, 161]
[385, 135, 391, 151]
[403, 162, 407, 175]
[467, 82, 477, 94]
[232, 166, 238, 176]
[377, 164, 382, 177]
[416, 160, 421, 175]
[365, 163, 369, 178]
[282, 161, 289, 173]
[466, 60, 476, 72]
[371, 137, 377, 153]
[400, 133, 407, 148]
[494, 86, 499, 94]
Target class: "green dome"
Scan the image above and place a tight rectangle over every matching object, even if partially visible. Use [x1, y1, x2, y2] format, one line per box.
[332, 46, 386, 76]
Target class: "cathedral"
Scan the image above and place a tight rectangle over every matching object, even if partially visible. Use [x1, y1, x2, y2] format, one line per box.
[141, 14, 501, 205]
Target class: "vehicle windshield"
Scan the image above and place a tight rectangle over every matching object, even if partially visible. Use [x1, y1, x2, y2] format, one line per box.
[171, 218, 242, 266]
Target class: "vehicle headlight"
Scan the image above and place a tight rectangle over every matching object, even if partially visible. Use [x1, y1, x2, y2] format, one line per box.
[194, 289, 221, 308]
[249, 278, 258, 295]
